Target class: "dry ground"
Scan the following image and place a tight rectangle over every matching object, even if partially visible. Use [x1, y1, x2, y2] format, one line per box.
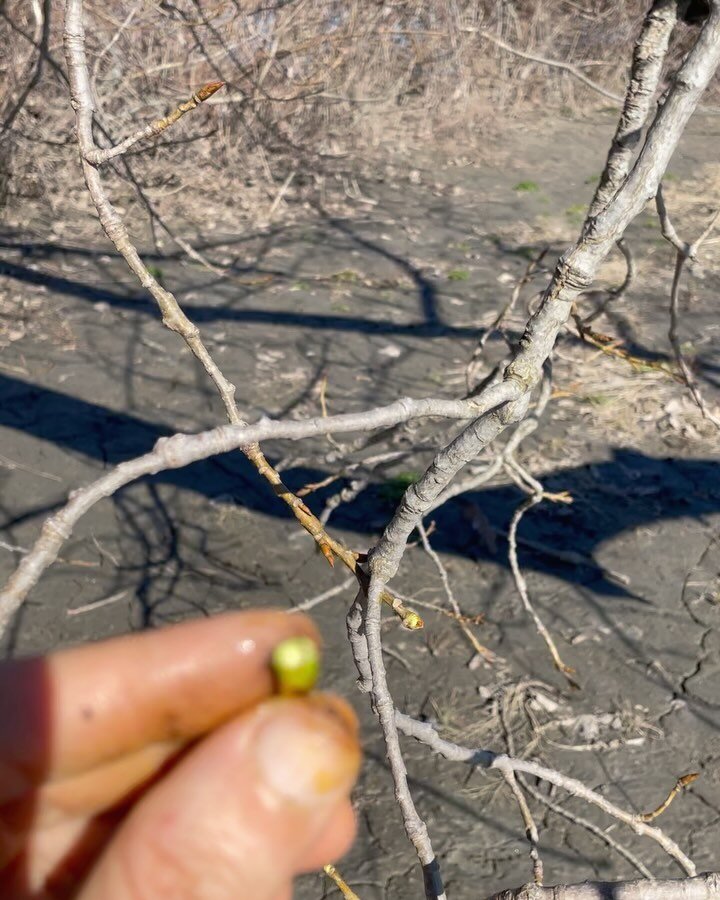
[1, 111, 720, 898]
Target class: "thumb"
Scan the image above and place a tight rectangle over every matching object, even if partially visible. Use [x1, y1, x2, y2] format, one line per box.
[78, 694, 361, 900]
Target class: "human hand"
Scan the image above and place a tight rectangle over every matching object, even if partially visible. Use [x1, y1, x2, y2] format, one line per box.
[0, 610, 360, 899]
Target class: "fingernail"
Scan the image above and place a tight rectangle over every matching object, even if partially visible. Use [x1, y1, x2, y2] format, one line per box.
[254, 695, 360, 806]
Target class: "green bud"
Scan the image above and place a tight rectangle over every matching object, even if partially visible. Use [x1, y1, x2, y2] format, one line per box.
[402, 612, 424, 630]
[271, 636, 320, 695]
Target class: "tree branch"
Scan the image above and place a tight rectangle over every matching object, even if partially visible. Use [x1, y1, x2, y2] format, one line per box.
[368, 5, 720, 588]
[0, 0, 51, 142]
[394, 712, 696, 875]
[62, 0, 440, 624]
[484, 873, 720, 900]
[0, 387, 517, 634]
[83, 81, 225, 165]
[589, 0, 679, 218]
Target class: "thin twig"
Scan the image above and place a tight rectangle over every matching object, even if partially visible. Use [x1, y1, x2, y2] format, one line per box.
[497, 764, 544, 885]
[86, 83, 225, 164]
[657, 187, 720, 429]
[417, 523, 495, 662]
[522, 780, 653, 880]
[505, 470, 577, 686]
[580, 238, 635, 326]
[572, 321, 682, 382]
[395, 711, 696, 875]
[0, 452, 61, 482]
[656, 184, 688, 253]
[0, 388, 516, 633]
[463, 28, 623, 103]
[466, 247, 549, 393]
[323, 863, 362, 899]
[266, 168, 296, 222]
[0, 0, 50, 141]
[66, 589, 129, 616]
[287, 576, 356, 614]
[638, 773, 699, 823]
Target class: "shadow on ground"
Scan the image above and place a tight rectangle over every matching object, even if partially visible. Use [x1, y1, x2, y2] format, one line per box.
[2, 370, 718, 603]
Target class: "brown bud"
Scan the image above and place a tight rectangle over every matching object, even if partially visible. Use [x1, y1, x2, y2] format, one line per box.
[196, 81, 225, 102]
[319, 541, 335, 567]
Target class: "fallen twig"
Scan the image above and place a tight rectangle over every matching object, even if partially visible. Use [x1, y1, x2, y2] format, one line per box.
[505, 464, 577, 686]
[483, 872, 720, 900]
[323, 863, 361, 900]
[638, 772, 699, 823]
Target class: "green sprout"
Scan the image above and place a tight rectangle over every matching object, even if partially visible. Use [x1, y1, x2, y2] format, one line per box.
[271, 636, 320, 695]
[513, 180, 540, 193]
[146, 263, 165, 285]
[565, 204, 587, 224]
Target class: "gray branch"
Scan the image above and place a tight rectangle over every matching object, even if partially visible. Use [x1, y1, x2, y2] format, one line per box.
[0, 388, 515, 635]
[368, 4, 720, 587]
[485, 873, 720, 900]
[589, 0, 679, 218]
[394, 712, 695, 875]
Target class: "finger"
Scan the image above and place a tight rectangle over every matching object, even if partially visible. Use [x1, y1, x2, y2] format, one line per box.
[0, 610, 318, 790]
[0, 742, 179, 871]
[77, 694, 360, 900]
[36, 740, 182, 826]
[6, 741, 356, 895]
[296, 801, 357, 872]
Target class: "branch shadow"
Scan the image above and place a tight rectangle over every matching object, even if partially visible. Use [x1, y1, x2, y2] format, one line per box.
[2, 371, 718, 603]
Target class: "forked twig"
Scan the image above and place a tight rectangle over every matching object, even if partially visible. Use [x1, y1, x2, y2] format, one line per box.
[83, 80, 225, 164]
[63, 0, 427, 628]
[495, 683, 654, 881]
[505, 466, 577, 686]
[462, 28, 623, 103]
[395, 711, 696, 875]
[521, 780, 653, 880]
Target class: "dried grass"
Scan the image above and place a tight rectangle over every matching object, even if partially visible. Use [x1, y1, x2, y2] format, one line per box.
[2, 1, 716, 225]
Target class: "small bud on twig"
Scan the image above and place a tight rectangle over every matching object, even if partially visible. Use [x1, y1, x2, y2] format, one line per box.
[195, 81, 224, 102]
